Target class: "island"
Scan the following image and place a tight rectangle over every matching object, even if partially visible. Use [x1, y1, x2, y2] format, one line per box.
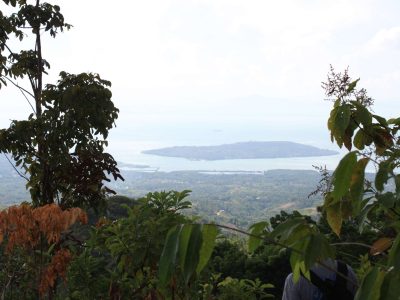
[142, 141, 338, 160]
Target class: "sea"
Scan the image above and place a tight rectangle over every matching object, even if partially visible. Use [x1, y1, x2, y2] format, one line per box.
[104, 122, 377, 173]
[106, 139, 353, 173]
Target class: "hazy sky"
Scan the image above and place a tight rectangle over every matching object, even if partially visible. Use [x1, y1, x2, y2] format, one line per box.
[1, 0, 400, 154]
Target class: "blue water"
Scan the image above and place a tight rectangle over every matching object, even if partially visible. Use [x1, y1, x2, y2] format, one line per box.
[120, 152, 343, 172]
[107, 138, 350, 172]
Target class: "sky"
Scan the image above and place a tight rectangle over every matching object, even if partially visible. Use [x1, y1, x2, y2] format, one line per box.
[1, 0, 400, 158]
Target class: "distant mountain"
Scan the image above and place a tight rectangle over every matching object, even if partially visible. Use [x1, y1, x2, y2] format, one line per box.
[142, 141, 338, 160]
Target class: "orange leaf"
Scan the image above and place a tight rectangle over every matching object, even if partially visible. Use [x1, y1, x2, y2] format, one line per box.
[370, 237, 392, 256]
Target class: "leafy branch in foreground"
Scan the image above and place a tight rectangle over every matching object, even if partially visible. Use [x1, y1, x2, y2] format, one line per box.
[316, 68, 400, 299]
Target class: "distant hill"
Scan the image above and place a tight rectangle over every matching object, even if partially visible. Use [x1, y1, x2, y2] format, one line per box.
[142, 141, 338, 160]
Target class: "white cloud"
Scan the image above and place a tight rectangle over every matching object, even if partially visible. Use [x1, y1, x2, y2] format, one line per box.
[365, 26, 400, 53]
[2, 0, 400, 148]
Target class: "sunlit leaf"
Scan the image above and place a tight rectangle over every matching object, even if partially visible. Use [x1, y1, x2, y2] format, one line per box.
[350, 158, 369, 202]
[326, 201, 342, 236]
[248, 221, 268, 253]
[332, 151, 357, 200]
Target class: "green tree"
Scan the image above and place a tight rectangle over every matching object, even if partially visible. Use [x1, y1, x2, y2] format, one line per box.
[66, 190, 195, 299]
[0, 0, 122, 209]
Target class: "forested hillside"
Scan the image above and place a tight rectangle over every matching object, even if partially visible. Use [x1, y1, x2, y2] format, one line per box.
[113, 169, 323, 226]
[0, 157, 323, 226]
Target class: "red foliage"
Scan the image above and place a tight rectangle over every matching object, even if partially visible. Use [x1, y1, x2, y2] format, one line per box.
[0, 203, 87, 296]
[39, 248, 72, 295]
[0, 203, 87, 252]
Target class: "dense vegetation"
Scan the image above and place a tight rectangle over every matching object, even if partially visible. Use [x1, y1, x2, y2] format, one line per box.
[113, 169, 323, 226]
[142, 141, 338, 160]
[1, 1, 400, 300]
[0, 162, 325, 226]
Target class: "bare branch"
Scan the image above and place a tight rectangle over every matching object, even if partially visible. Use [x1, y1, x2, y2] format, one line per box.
[3, 154, 29, 181]
[331, 242, 372, 249]
[2, 76, 36, 98]
[18, 88, 36, 114]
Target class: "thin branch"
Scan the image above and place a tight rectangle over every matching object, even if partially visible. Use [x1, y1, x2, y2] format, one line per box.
[2, 76, 36, 99]
[390, 208, 400, 217]
[331, 242, 372, 249]
[18, 86, 36, 114]
[3, 43, 14, 55]
[27, 73, 37, 95]
[3, 154, 29, 181]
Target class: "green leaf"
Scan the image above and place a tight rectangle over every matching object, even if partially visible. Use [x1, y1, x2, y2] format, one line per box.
[387, 117, 400, 125]
[373, 114, 388, 127]
[270, 217, 307, 242]
[377, 192, 395, 209]
[347, 79, 360, 93]
[353, 129, 366, 150]
[334, 104, 351, 140]
[328, 106, 339, 142]
[332, 151, 358, 200]
[388, 234, 400, 270]
[303, 235, 321, 270]
[343, 127, 353, 151]
[375, 162, 390, 192]
[355, 267, 385, 300]
[380, 273, 400, 300]
[158, 225, 182, 286]
[326, 199, 342, 236]
[196, 224, 218, 274]
[352, 101, 372, 127]
[290, 248, 307, 283]
[248, 221, 269, 253]
[350, 158, 369, 202]
[178, 224, 193, 269]
[358, 202, 378, 233]
[182, 224, 203, 284]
